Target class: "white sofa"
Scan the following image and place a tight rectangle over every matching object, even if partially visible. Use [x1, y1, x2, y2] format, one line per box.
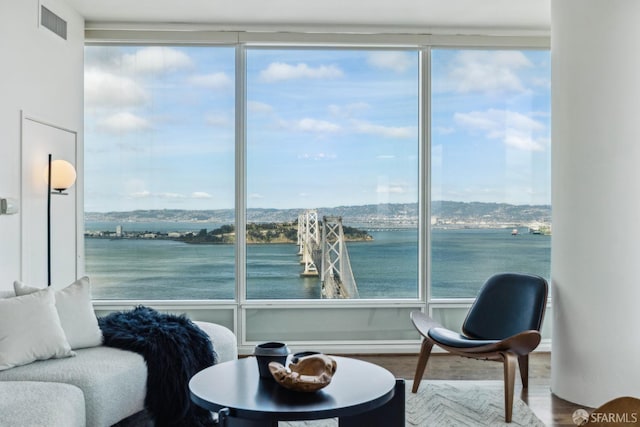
[0, 278, 238, 427]
[0, 320, 237, 427]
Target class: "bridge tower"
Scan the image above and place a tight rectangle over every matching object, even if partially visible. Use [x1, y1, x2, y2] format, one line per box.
[297, 213, 305, 256]
[298, 209, 320, 277]
[321, 216, 359, 299]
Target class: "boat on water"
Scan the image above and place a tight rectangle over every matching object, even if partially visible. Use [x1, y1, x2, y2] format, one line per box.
[511, 228, 518, 236]
[528, 225, 551, 235]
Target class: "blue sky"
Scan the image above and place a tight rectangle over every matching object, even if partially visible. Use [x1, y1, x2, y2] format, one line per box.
[84, 46, 550, 212]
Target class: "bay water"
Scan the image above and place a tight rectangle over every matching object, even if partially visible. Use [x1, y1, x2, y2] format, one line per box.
[85, 222, 550, 300]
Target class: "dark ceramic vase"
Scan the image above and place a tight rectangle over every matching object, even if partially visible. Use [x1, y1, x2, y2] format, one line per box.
[254, 342, 290, 379]
[291, 351, 321, 363]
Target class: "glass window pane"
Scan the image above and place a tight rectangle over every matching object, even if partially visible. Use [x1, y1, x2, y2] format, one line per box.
[430, 49, 551, 298]
[246, 49, 420, 300]
[246, 307, 421, 342]
[84, 45, 236, 299]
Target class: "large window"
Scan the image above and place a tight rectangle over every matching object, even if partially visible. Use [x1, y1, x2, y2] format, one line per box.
[245, 49, 419, 300]
[84, 46, 236, 299]
[430, 49, 551, 298]
[83, 41, 551, 307]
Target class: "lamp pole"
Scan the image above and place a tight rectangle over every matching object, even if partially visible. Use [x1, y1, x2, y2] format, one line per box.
[46, 155, 76, 287]
[47, 154, 52, 287]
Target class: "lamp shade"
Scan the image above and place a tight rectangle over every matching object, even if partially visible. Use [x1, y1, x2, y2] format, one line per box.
[48, 159, 77, 192]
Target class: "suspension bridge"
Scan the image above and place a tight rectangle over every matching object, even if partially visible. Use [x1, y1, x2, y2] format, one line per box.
[297, 209, 359, 299]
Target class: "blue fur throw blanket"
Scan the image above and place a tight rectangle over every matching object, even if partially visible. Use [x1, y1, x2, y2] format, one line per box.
[99, 306, 218, 427]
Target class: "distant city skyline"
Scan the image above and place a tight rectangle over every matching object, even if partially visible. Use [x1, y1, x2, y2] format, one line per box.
[84, 46, 550, 213]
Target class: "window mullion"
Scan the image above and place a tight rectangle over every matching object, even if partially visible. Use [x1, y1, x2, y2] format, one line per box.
[235, 44, 247, 306]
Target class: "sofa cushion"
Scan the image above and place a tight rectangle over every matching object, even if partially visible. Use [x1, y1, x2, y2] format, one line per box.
[0, 346, 146, 427]
[0, 288, 74, 371]
[0, 381, 85, 427]
[0, 289, 15, 298]
[14, 277, 103, 350]
[193, 320, 238, 363]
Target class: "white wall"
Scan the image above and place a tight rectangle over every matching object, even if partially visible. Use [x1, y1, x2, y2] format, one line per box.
[551, 0, 640, 407]
[0, 0, 83, 290]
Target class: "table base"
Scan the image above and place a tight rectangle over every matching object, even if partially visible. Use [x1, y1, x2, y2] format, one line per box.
[217, 379, 405, 427]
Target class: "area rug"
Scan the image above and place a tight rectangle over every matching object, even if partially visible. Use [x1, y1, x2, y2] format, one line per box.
[280, 380, 545, 427]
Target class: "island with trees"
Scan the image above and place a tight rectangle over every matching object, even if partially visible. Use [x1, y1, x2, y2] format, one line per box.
[85, 221, 373, 244]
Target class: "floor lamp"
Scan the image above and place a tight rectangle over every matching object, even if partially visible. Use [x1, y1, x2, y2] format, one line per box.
[47, 154, 76, 287]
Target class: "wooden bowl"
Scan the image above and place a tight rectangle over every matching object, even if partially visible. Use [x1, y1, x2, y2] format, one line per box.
[268, 353, 337, 392]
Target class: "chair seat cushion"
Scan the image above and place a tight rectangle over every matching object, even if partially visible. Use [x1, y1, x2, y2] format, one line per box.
[428, 327, 499, 348]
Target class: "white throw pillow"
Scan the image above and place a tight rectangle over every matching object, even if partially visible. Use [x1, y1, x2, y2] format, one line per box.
[0, 290, 15, 298]
[14, 277, 103, 349]
[0, 288, 74, 371]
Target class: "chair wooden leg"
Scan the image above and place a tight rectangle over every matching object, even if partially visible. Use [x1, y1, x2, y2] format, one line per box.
[502, 352, 518, 423]
[518, 354, 529, 388]
[412, 339, 434, 393]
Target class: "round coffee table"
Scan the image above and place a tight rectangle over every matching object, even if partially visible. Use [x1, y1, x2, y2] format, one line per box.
[189, 356, 404, 427]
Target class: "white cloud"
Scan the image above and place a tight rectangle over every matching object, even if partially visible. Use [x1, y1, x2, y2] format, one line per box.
[192, 192, 213, 199]
[248, 101, 274, 114]
[85, 69, 148, 108]
[96, 112, 151, 134]
[454, 109, 547, 151]
[504, 135, 550, 151]
[298, 152, 337, 161]
[376, 184, 407, 194]
[259, 62, 344, 82]
[127, 190, 217, 200]
[532, 77, 551, 89]
[205, 112, 232, 127]
[248, 193, 264, 200]
[351, 120, 415, 138]
[124, 179, 147, 198]
[85, 47, 122, 70]
[447, 51, 533, 94]
[328, 102, 370, 118]
[130, 190, 151, 198]
[376, 155, 396, 159]
[455, 109, 544, 133]
[188, 72, 232, 90]
[367, 52, 413, 73]
[435, 126, 455, 135]
[122, 47, 194, 75]
[454, 112, 497, 131]
[280, 118, 341, 133]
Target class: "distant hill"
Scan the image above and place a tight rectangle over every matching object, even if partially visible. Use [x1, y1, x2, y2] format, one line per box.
[431, 201, 551, 225]
[85, 201, 550, 229]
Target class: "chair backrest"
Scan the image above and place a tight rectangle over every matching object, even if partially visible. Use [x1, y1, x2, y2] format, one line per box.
[462, 273, 548, 340]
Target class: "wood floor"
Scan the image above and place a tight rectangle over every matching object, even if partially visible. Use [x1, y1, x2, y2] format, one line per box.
[349, 352, 589, 426]
[121, 351, 587, 426]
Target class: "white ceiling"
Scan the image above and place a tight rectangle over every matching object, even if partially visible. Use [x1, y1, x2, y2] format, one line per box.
[64, 0, 550, 34]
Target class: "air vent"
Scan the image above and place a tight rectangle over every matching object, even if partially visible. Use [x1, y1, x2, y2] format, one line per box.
[40, 5, 67, 40]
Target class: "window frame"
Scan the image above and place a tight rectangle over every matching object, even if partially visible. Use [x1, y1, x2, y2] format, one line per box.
[84, 31, 551, 354]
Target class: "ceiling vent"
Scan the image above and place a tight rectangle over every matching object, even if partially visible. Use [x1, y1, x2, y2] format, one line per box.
[40, 5, 67, 40]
